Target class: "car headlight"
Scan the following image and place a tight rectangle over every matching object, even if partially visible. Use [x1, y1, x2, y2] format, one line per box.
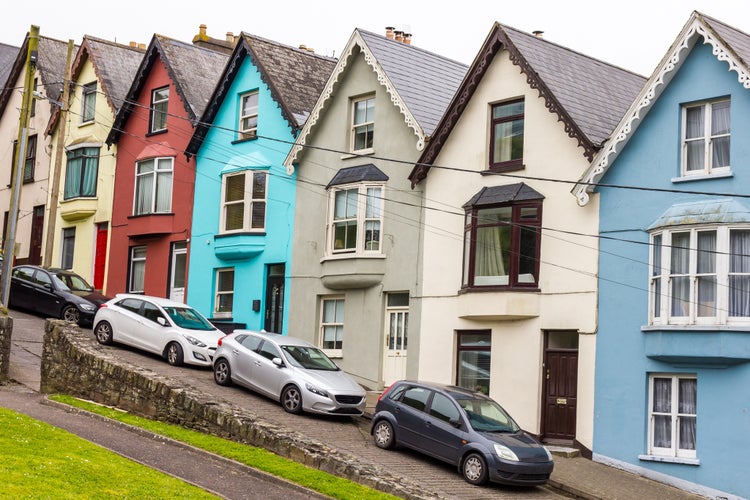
[494, 443, 519, 462]
[543, 446, 554, 461]
[79, 304, 96, 312]
[184, 335, 207, 348]
[305, 383, 329, 398]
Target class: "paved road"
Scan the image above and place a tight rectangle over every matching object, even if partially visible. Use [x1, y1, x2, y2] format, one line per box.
[4, 309, 564, 499]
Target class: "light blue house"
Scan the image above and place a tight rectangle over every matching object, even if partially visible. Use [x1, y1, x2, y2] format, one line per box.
[574, 11, 750, 500]
[185, 33, 336, 333]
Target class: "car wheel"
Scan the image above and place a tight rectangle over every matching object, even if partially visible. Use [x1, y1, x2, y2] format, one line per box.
[462, 452, 488, 485]
[165, 342, 184, 366]
[93, 321, 113, 345]
[213, 358, 232, 386]
[372, 420, 396, 449]
[281, 385, 303, 414]
[61, 304, 80, 324]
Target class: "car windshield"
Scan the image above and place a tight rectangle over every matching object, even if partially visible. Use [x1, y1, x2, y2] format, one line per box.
[162, 306, 216, 331]
[51, 274, 70, 291]
[456, 396, 520, 433]
[55, 272, 93, 292]
[281, 345, 339, 371]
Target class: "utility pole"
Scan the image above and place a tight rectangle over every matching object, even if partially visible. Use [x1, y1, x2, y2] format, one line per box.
[1, 25, 39, 308]
[43, 39, 74, 268]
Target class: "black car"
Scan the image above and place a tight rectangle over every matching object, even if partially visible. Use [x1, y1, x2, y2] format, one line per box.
[8, 265, 110, 326]
[371, 380, 554, 487]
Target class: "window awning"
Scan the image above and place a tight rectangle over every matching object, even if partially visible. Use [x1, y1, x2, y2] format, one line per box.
[648, 198, 750, 230]
[463, 182, 544, 208]
[326, 164, 388, 189]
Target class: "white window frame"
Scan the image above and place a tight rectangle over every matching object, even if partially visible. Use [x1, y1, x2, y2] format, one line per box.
[81, 82, 97, 124]
[150, 86, 169, 133]
[351, 96, 375, 153]
[646, 374, 697, 460]
[319, 296, 344, 357]
[220, 170, 267, 233]
[385, 292, 409, 351]
[133, 157, 173, 215]
[649, 225, 750, 326]
[214, 268, 234, 318]
[681, 99, 730, 177]
[239, 91, 258, 140]
[326, 183, 383, 256]
[128, 246, 147, 293]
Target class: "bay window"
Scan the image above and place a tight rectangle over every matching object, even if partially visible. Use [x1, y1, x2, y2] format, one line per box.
[134, 157, 173, 215]
[64, 146, 99, 199]
[328, 184, 383, 255]
[220, 170, 267, 232]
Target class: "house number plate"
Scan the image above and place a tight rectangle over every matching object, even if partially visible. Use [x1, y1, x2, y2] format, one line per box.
[556, 398, 567, 405]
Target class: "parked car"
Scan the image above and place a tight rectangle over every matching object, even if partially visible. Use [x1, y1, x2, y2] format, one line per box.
[8, 265, 110, 326]
[212, 330, 366, 416]
[93, 294, 224, 367]
[371, 380, 554, 487]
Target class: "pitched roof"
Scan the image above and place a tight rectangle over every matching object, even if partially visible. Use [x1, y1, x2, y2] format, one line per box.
[186, 32, 337, 157]
[0, 34, 77, 122]
[46, 36, 146, 135]
[106, 34, 229, 145]
[326, 163, 389, 188]
[574, 11, 750, 206]
[0, 42, 20, 89]
[409, 22, 646, 186]
[284, 28, 469, 171]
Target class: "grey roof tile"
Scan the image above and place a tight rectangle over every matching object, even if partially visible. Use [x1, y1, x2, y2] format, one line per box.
[700, 12, 750, 67]
[326, 164, 389, 188]
[80, 36, 145, 114]
[0, 42, 20, 89]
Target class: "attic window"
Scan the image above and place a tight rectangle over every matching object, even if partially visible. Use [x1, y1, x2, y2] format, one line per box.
[239, 91, 258, 140]
[149, 86, 169, 133]
[489, 99, 524, 172]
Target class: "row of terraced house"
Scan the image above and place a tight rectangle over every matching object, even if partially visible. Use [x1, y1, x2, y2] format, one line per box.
[0, 12, 747, 498]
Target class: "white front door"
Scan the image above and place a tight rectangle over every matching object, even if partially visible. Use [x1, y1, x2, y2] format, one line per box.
[382, 293, 409, 385]
[169, 241, 187, 303]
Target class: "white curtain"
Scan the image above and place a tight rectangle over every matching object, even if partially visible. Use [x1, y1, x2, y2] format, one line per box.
[653, 378, 672, 448]
[475, 226, 506, 285]
[711, 101, 731, 168]
[671, 233, 690, 316]
[685, 106, 705, 171]
[730, 230, 750, 316]
[696, 231, 716, 317]
[678, 379, 697, 451]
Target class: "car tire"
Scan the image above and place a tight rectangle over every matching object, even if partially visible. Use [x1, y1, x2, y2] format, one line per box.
[372, 420, 396, 449]
[61, 304, 80, 324]
[281, 385, 303, 414]
[93, 321, 113, 345]
[213, 358, 232, 386]
[462, 452, 488, 485]
[165, 342, 184, 366]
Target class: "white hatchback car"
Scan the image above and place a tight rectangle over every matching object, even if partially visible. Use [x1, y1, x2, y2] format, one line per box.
[93, 294, 224, 367]
[213, 330, 366, 415]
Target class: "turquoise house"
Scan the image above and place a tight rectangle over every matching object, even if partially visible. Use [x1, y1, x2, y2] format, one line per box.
[186, 33, 336, 333]
[575, 12, 750, 499]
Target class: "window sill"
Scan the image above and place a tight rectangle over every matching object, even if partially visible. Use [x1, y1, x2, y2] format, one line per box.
[145, 129, 167, 137]
[321, 253, 386, 262]
[341, 148, 374, 160]
[322, 349, 343, 359]
[643, 324, 750, 332]
[671, 170, 732, 183]
[459, 285, 540, 294]
[231, 135, 258, 145]
[638, 454, 699, 466]
[78, 120, 95, 128]
[483, 160, 525, 174]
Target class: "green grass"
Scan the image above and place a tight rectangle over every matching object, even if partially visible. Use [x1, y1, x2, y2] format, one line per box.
[0, 407, 217, 499]
[50, 394, 397, 500]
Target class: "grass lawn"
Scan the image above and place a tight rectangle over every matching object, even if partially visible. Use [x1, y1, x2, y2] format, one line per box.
[50, 395, 397, 500]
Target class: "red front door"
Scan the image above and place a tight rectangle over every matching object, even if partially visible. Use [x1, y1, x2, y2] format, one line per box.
[94, 223, 108, 290]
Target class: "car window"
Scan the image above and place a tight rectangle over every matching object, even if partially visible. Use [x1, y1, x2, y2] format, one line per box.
[34, 271, 52, 287]
[162, 306, 216, 331]
[117, 298, 143, 314]
[240, 335, 262, 351]
[56, 272, 93, 292]
[429, 393, 461, 423]
[141, 302, 166, 324]
[401, 387, 431, 412]
[281, 345, 339, 371]
[13, 267, 34, 282]
[257, 341, 281, 361]
[456, 397, 520, 433]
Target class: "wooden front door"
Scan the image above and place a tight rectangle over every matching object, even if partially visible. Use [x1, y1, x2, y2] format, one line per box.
[29, 205, 44, 265]
[542, 331, 578, 442]
[264, 264, 284, 334]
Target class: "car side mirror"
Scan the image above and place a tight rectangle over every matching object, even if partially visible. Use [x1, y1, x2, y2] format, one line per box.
[157, 317, 167, 327]
[449, 417, 462, 428]
[272, 357, 284, 368]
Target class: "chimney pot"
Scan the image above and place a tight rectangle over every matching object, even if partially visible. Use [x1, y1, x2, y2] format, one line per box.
[532, 30, 544, 38]
[199, 24, 207, 36]
[395, 30, 403, 42]
[138, 43, 146, 50]
[226, 32, 234, 43]
[129, 41, 136, 48]
[403, 33, 412, 45]
[385, 26, 395, 40]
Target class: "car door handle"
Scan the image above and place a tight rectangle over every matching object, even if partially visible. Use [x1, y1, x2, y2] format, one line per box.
[254, 361, 261, 366]
[232, 349, 239, 355]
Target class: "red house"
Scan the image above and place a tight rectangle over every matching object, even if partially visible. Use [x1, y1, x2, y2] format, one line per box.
[105, 34, 229, 300]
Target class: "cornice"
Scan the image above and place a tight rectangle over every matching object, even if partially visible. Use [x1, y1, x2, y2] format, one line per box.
[574, 18, 750, 206]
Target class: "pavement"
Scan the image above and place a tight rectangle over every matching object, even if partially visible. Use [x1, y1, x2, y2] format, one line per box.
[0, 310, 706, 500]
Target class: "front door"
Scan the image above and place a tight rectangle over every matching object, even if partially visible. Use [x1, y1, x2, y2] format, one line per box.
[29, 205, 44, 265]
[382, 292, 409, 385]
[93, 223, 108, 291]
[264, 264, 284, 333]
[169, 241, 187, 303]
[541, 331, 578, 443]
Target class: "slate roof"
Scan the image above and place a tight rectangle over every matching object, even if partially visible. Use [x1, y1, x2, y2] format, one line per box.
[463, 182, 544, 209]
[0, 42, 20, 89]
[648, 199, 750, 229]
[47, 36, 145, 135]
[107, 34, 229, 145]
[326, 164, 389, 188]
[410, 22, 646, 185]
[186, 32, 337, 156]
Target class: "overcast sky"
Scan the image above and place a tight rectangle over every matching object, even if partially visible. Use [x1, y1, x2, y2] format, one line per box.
[3, 0, 750, 77]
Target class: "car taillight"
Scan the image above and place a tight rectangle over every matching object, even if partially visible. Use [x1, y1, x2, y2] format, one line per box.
[377, 384, 393, 402]
[217, 335, 226, 346]
[98, 303, 107, 309]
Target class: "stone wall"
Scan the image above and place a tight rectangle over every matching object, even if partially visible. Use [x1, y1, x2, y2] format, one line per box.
[0, 316, 12, 382]
[40, 320, 429, 499]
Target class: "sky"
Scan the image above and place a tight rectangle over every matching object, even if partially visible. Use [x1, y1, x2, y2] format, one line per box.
[2, 0, 750, 77]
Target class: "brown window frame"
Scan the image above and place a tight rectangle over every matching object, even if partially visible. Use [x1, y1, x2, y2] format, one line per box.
[489, 99, 524, 172]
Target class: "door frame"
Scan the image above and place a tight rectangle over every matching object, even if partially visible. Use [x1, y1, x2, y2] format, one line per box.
[541, 330, 579, 444]
[168, 241, 187, 303]
[263, 263, 285, 333]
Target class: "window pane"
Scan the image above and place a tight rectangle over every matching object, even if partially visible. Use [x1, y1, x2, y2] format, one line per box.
[685, 106, 704, 139]
[225, 174, 245, 202]
[653, 415, 671, 448]
[458, 350, 491, 394]
[493, 121, 524, 163]
[653, 378, 671, 412]
[474, 226, 509, 285]
[686, 141, 705, 171]
[729, 230, 750, 317]
[711, 101, 730, 135]
[712, 136, 730, 168]
[493, 101, 524, 119]
[518, 225, 538, 284]
[252, 172, 266, 198]
[251, 202, 265, 229]
[155, 171, 172, 212]
[225, 203, 244, 231]
[671, 233, 690, 274]
[364, 221, 380, 251]
[365, 187, 381, 218]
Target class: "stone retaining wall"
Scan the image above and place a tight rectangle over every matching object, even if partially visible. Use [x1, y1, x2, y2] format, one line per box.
[40, 320, 433, 499]
[0, 316, 11, 382]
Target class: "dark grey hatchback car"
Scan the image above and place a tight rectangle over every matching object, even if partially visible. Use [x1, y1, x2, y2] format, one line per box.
[371, 381, 554, 487]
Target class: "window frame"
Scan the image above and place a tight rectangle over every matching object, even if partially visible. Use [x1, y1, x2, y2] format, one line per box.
[646, 374, 697, 460]
[23, 134, 37, 183]
[214, 268, 234, 318]
[680, 98, 730, 177]
[219, 170, 268, 233]
[61, 227, 75, 270]
[319, 296, 344, 357]
[149, 86, 169, 133]
[326, 183, 384, 256]
[489, 99, 525, 172]
[81, 82, 97, 124]
[649, 225, 750, 326]
[456, 330, 491, 394]
[128, 246, 147, 294]
[462, 200, 542, 290]
[351, 96, 375, 153]
[64, 146, 100, 199]
[133, 156, 174, 215]
[239, 91, 259, 140]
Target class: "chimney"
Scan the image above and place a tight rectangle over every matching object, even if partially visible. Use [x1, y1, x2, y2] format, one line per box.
[226, 32, 234, 43]
[532, 30, 544, 38]
[395, 30, 403, 42]
[199, 24, 208, 37]
[138, 43, 146, 50]
[129, 41, 137, 48]
[385, 26, 395, 40]
[403, 32, 412, 45]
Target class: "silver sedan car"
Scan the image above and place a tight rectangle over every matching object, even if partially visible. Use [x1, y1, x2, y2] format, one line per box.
[213, 330, 366, 416]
